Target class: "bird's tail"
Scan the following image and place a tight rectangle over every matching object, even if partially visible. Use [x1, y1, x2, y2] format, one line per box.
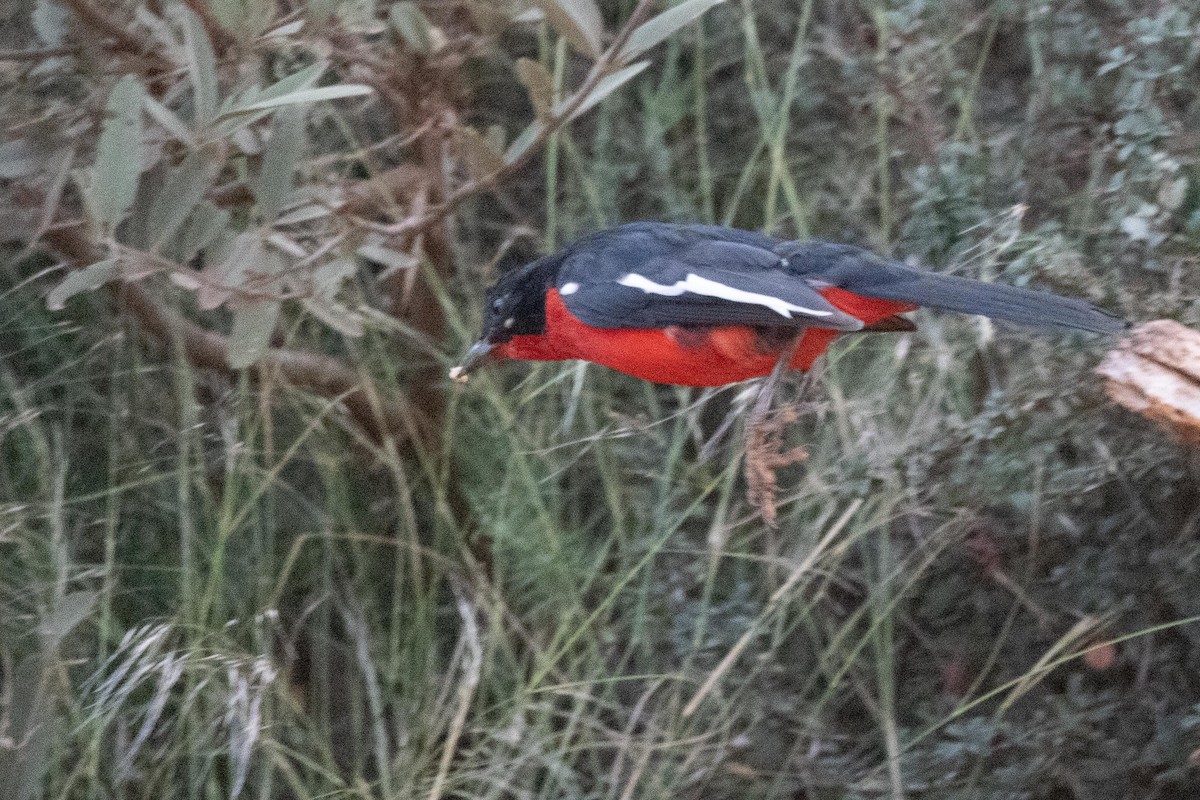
[872, 271, 1127, 334]
[777, 241, 1128, 335]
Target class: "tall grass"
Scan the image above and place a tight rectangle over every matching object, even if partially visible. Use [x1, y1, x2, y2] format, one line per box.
[4, 1, 1200, 798]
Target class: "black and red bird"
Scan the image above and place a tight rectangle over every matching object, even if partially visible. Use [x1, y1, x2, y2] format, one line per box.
[452, 222, 1125, 387]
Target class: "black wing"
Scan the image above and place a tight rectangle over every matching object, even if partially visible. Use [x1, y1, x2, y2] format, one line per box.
[556, 224, 865, 331]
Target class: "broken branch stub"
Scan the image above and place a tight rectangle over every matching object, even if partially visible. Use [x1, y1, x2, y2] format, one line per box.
[1096, 320, 1200, 447]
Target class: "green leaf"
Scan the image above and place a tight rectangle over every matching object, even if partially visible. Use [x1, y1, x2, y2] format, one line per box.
[144, 95, 196, 146]
[174, 202, 230, 262]
[302, 297, 364, 337]
[389, 1, 440, 55]
[40, 590, 97, 645]
[149, 151, 222, 248]
[619, 0, 727, 61]
[450, 126, 506, 178]
[33, 0, 68, 47]
[92, 76, 145, 232]
[256, 107, 305, 223]
[212, 63, 327, 134]
[516, 57, 555, 117]
[0, 656, 61, 800]
[228, 300, 281, 368]
[220, 84, 373, 119]
[248, 63, 326, 106]
[561, 61, 650, 121]
[312, 257, 356, 298]
[531, 0, 604, 58]
[180, 7, 219, 125]
[47, 259, 119, 310]
[197, 231, 260, 310]
[503, 119, 544, 164]
[0, 140, 40, 179]
[357, 241, 419, 273]
[211, 0, 272, 39]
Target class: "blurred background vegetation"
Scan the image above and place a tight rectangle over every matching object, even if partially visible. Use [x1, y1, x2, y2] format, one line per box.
[3, 0, 1200, 797]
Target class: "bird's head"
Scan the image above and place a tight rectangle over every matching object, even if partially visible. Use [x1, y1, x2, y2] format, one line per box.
[450, 254, 563, 381]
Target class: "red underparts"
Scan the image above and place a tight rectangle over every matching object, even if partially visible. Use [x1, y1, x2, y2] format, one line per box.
[495, 289, 917, 387]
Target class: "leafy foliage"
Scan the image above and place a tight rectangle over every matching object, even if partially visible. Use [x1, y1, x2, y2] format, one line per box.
[2, 0, 1200, 799]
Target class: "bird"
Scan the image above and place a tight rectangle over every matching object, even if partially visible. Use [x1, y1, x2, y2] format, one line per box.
[451, 222, 1126, 387]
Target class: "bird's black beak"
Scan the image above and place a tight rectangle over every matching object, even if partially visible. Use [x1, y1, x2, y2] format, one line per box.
[448, 340, 494, 382]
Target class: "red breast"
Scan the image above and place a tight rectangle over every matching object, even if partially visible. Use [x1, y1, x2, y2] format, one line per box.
[496, 289, 915, 387]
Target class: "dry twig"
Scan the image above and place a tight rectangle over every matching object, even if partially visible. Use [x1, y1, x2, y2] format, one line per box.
[744, 339, 809, 528]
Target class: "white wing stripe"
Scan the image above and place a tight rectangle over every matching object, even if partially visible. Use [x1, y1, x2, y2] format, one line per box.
[616, 272, 832, 319]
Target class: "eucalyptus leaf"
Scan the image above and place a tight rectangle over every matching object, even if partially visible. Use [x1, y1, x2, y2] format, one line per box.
[198, 231, 261, 310]
[221, 84, 373, 119]
[211, 0, 272, 39]
[180, 7, 219, 125]
[0, 656, 60, 800]
[389, 2, 438, 55]
[516, 58, 555, 116]
[357, 241, 418, 273]
[503, 119, 544, 165]
[619, 0, 727, 61]
[213, 63, 328, 134]
[275, 202, 332, 226]
[0, 140, 40, 179]
[303, 297, 365, 337]
[174, 202, 230, 262]
[47, 259, 120, 310]
[228, 300, 281, 368]
[450, 126, 505, 178]
[312, 257, 357, 298]
[40, 590, 98, 646]
[92, 76, 145, 232]
[263, 19, 306, 38]
[256, 107, 305, 223]
[252, 63, 326, 104]
[531, 0, 604, 58]
[33, 0, 68, 47]
[561, 61, 650, 121]
[144, 95, 196, 146]
[149, 151, 222, 248]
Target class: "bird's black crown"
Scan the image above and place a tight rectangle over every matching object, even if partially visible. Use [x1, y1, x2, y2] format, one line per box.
[480, 254, 563, 344]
